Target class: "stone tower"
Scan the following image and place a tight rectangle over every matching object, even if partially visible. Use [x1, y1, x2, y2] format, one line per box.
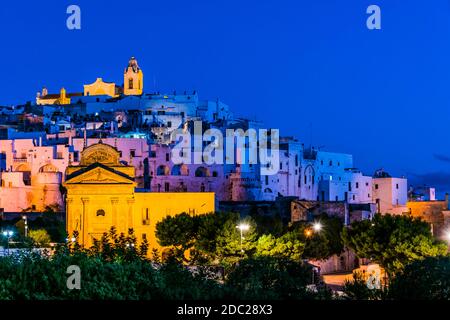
[123, 56, 144, 95]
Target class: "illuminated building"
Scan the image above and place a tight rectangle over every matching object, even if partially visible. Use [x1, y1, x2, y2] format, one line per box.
[63, 141, 215, 253]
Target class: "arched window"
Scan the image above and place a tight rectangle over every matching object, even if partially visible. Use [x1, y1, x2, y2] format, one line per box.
[128, 78, 134, 89]
[96, 209, 105, 217]
[39, 164, 59, 173]
[157, 165, 170, 176]
[171, 164, 189, 176]
[195, 167, 210, 177]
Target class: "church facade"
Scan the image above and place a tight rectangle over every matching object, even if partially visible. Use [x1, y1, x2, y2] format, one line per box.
[63, 141, 215, 252]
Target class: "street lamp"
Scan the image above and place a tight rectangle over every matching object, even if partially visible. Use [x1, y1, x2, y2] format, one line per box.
[2, 231, 13, 255]
[313, 222, 322, 232]
[22, 215, 28, 238]
[236, 223, 250, 257]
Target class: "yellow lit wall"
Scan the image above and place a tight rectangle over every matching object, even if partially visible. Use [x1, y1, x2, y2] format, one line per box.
[63, 142, 214, 255]
[83, 78, 119, 97]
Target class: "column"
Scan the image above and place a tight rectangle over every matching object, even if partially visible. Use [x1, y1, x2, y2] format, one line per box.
[66, 197, 73, 236]
[127, 198, 135, 232]
[81, 197, 90, 247]
[111, 197, 119, 230]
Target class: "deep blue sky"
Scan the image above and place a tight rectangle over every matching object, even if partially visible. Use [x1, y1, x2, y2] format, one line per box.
[1, 0, 450, 196]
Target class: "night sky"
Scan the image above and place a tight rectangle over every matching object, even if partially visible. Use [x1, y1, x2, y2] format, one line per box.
[1, 0, 450, 197]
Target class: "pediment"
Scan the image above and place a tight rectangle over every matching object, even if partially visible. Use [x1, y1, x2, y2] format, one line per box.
[80, 143, 121, 166]
[65, 166, 134, 185]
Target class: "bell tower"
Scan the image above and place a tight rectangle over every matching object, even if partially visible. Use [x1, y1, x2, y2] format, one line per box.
[123, 56, 143, 95]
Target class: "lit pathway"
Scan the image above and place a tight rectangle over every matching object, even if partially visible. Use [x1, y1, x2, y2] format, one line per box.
[322, 273, 354, 291]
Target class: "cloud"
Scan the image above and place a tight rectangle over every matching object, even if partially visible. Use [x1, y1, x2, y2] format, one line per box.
[433, 154, 450, 163]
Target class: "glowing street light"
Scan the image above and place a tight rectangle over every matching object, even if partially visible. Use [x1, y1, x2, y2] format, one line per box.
[236, 223, 250, 256]
[2, 230, 14, 254]
[22, 215, 28, 238]
[313, 222, 322, 232]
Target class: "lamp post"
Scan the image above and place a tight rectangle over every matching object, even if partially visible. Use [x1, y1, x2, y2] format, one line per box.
[313, 222, 322, 232]
[236, 223, 250, 257]
[2, 231, 13, 255]
[22, 215, 28, 238]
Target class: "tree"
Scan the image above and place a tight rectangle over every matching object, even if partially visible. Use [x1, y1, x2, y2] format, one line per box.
[289, 214, 344, 260]
[214, 215, 257, 266]
[225, 256, 317, 299]
[255, 232, 305, 261]
[28, 229, 51, 247]
[155, 212, 196, 260]
[342, 214, 448, 276]
[388, 256, 450, 300]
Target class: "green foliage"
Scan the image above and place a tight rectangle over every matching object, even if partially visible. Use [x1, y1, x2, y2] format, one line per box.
[214, 215, 257, 265]
[155, 212, 196, 260]
[255, 232, 305, 261]
[28, 229, 51, 247]
[387, 256, 450, 300]
[343, 272, 384, 300]
[342, 214, 448, 275]
[289, 215, 344, 260]
[225, 256, 314, 299]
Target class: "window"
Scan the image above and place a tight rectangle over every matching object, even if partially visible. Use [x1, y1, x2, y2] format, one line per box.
[396, 183, 399, 189]
[356, 182, 359, 189]
[166, 153, 170, 162]
[295, 155, 298, 166]
[366, 182, 369, 186]
[96, 209, 105, 217]
[368, 193, 371, 198]
[167, 121, 172, 128]
[157, 110, 165, 115]
[265, 175, 269, 185]
[335, 196, 338, 201]
[128, 78, 134, 89]
[352, 195, 356, 201]
[74, 151, 79, 162]
[164, 182, 170, 192]
[142, 234, 147, 240]
[375, 184, 379, 189]
[329, 160, 332, 166]
[200, 183, 205, 192]
[320, 160, 323, 165]
[212, 171, 218, 177]
[130, 149, 136, 157]
[338, 162, 340, 166]
[280, 162, 283, 170]
[348, 182, 352, 191]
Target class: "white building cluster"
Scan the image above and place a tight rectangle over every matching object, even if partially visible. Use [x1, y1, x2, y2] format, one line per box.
[0, 57, 408, 216]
